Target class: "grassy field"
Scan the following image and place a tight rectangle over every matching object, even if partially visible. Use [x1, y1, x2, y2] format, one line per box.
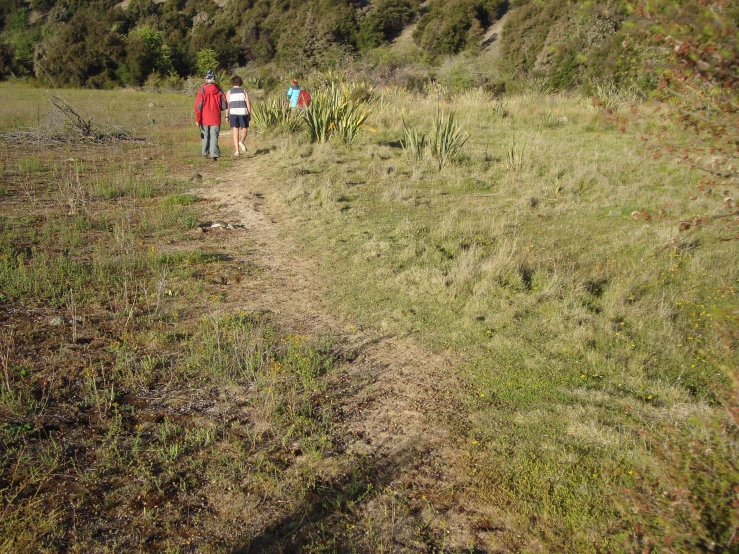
[254, 85, 739, 551]
[0, 81, 738, 552]
[0, 84, 349, 552]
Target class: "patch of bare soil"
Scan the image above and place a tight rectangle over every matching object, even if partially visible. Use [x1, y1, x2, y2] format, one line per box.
[194, 160, 511, 552]
[480, 13, 509, 53]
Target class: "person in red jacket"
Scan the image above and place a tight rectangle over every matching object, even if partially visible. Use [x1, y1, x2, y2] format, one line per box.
[194, 70, 228, 161]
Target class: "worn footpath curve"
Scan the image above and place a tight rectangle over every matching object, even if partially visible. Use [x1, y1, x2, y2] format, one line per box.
[194, 160, 510, 551]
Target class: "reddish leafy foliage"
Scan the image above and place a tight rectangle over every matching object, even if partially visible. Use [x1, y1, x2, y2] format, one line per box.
[622, 0, 739, 236]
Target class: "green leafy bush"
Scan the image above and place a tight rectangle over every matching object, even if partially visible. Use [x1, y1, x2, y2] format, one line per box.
[117, 26, 173, 86]
[40, 9, 124, 88]
[195, 48, 219, 76]
[436, 57, 477, 92]
[497, 0, 627, 89]
[2, 7, 39, 75]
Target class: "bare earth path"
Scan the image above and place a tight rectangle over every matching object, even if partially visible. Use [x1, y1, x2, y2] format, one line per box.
[193, 160, 509, 552]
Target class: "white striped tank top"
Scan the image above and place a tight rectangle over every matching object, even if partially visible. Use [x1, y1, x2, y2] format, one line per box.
[229, 87, 248, 115]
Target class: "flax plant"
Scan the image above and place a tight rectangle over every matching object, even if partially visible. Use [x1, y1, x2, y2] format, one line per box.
[492, 99, 509, 118]
[431, 110, 468, 170]
[505, 133, 527, 172]
[591, 80, 644, 113]
[401, 119, 426, 162]
[336, 101, 372, 145]
[303, 93, 334, 143]
[303, 83, 373, 145]
[251, 97, 302, 133]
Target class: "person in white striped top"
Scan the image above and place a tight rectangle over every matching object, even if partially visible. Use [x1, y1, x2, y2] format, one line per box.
[226, 76, 252, 157]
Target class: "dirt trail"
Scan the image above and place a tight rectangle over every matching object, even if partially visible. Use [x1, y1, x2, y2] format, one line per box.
[194, 161, 505, 551]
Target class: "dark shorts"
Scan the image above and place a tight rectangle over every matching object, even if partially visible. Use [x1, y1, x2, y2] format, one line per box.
[229, 114, 250, 128]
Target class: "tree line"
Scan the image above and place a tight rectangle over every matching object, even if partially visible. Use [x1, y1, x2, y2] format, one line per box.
[0, 0, 736, 92]
[0, 0, 509, 87]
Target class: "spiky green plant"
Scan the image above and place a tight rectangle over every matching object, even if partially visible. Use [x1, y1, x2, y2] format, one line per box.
[250, 99, 279, 131]
[303, 91, 335, 143]
[335, 101, 372, 145]
[592, 80, 644, 113]
[492, 100, 509, 118]
[302, 83, 373, 145]
[401, 119, 426, 162]
[430, 111, 468, 170]
[505, 133, 527, 172]
[215, 71, 231, 93]
[593, 80, 625, 113]
[251, 98, 302, 133]
[280, 109, 304, 134]
[523, 77, 554, 95]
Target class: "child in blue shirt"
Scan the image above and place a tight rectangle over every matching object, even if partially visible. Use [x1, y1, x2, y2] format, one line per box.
[286, 79, 301, 108]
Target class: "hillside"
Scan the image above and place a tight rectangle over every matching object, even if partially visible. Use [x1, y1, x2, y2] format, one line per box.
[0, 0, 639, 90]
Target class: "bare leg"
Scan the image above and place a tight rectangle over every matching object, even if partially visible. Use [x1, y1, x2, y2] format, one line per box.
[238, 128, 247, 153]
[232, 127, 240, 154]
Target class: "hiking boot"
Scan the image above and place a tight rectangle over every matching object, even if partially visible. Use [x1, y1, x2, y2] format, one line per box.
[238, 141, 246, 153]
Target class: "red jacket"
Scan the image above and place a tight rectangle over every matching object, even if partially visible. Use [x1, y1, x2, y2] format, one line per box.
[195, 83, 227, 126]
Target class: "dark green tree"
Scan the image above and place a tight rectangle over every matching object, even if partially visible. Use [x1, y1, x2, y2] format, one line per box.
[190, 20, 239, 69]
[117, 25, 173, 85]
[0, 41, 14, 77]
[2, 7, 39, 75]
[40, 8, 124, 87]
[30, 0, 56, 11]
[276, 9, 347, 70]
[0, 0, 25, 32]
[414, 0, 474, 55]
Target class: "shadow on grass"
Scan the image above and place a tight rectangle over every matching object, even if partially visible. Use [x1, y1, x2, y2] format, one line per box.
[230, 439, 486, 553]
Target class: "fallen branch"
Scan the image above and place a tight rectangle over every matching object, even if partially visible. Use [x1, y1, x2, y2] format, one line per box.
[48, 94, 94, 138]
[0, 93, 140, 146]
